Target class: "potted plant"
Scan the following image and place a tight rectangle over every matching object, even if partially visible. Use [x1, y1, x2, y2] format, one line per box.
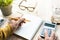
[0, 0, 13, 16]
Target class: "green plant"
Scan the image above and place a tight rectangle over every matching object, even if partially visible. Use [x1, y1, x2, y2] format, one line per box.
[0, 0, 13, 7]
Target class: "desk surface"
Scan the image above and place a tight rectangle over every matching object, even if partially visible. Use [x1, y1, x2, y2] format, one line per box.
[7, 25, 60, 40]
[0, 11, 60, 40]
[6, 13, 60, 40]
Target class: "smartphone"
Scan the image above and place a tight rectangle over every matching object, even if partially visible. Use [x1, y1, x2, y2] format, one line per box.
[0, 17, 5, 26]
[40, 22, 56, 38]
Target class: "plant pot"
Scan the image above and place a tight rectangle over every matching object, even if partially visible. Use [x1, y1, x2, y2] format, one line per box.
[1, 5, 12, 16]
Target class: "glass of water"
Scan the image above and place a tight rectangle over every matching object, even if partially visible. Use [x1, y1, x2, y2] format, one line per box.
[51, 8, 60, 24]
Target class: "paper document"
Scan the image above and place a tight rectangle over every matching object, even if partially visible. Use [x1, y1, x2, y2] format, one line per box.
[14, 14, 43, 40]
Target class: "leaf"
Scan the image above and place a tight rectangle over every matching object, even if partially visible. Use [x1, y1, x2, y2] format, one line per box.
[0, 0, 3, 7]
[0, 0, 13, 7]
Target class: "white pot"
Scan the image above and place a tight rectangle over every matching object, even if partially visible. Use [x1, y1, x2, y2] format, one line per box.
[1, 5, 12, 16]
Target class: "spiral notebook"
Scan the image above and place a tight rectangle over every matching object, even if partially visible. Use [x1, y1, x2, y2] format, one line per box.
[14, 14, 43, 40]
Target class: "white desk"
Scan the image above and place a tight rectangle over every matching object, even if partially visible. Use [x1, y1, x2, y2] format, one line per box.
[0, 11, 60, 40]
[0, 0, 60, 39]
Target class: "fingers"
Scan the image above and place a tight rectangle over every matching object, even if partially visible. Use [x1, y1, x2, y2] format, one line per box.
[8, 17, 26, 31]
[8, 17, 19, 24]
[17, 18, 25, 23]
[45, 29, 49, 40]
[17, 18, 25, 26]
[38, 36, 42, 40]
[8, 20, 16, 24]
[8, 17, 25, 27]
[8, 17, 20, 21]
[54, 36, 58, 40]
[45, 29, 49, 38]
[50, 31, 55, 38]
[50, 31, 56, 40]
[44, 29, 57, 40]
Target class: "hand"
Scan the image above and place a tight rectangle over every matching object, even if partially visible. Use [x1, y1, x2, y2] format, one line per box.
[45, 30, 56, 40]
[8, 17, 25, 32]
[38, 30, 57, 40]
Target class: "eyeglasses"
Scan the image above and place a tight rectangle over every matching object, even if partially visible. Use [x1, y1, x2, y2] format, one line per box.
[18, 0, 37, 12]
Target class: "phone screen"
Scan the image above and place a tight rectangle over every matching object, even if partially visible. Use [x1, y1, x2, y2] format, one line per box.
[44, 23, 55, 28]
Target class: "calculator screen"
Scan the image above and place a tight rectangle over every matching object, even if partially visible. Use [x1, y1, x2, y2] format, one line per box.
[44, 23, 55, 28]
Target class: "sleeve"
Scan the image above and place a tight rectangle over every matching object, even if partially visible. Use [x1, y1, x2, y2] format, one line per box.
[0, 28, 3, 40]
[1, 23, 13, 40]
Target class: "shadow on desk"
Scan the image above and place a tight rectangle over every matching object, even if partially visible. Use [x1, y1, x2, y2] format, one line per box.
[7, 34, 27, 40]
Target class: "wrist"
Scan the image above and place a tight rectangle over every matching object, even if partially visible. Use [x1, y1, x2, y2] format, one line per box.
[8, 23, 17, 32]
[8, 23, 14, 32]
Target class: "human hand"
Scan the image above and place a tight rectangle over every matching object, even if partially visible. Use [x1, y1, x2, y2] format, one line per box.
[45, 30, 56, 40]
[8, 17, 25, 32]
[38, 30, 57, 40]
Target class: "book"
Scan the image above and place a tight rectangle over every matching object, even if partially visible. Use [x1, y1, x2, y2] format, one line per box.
[14, 14, 43, 40]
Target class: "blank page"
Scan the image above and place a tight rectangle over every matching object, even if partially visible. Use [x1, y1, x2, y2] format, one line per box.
[14, 14, 43, 40]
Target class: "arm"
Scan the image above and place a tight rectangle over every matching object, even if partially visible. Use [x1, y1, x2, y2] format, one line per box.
[0, 18, 25, 40]
[1, 24, 13, 39]
[0, 24, 13, 40]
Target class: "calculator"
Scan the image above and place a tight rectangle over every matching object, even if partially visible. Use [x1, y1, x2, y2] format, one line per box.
[40, 22, 56, 38]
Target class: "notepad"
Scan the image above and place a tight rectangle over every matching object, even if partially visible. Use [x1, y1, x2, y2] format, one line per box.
[14, 14, 43, 40]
